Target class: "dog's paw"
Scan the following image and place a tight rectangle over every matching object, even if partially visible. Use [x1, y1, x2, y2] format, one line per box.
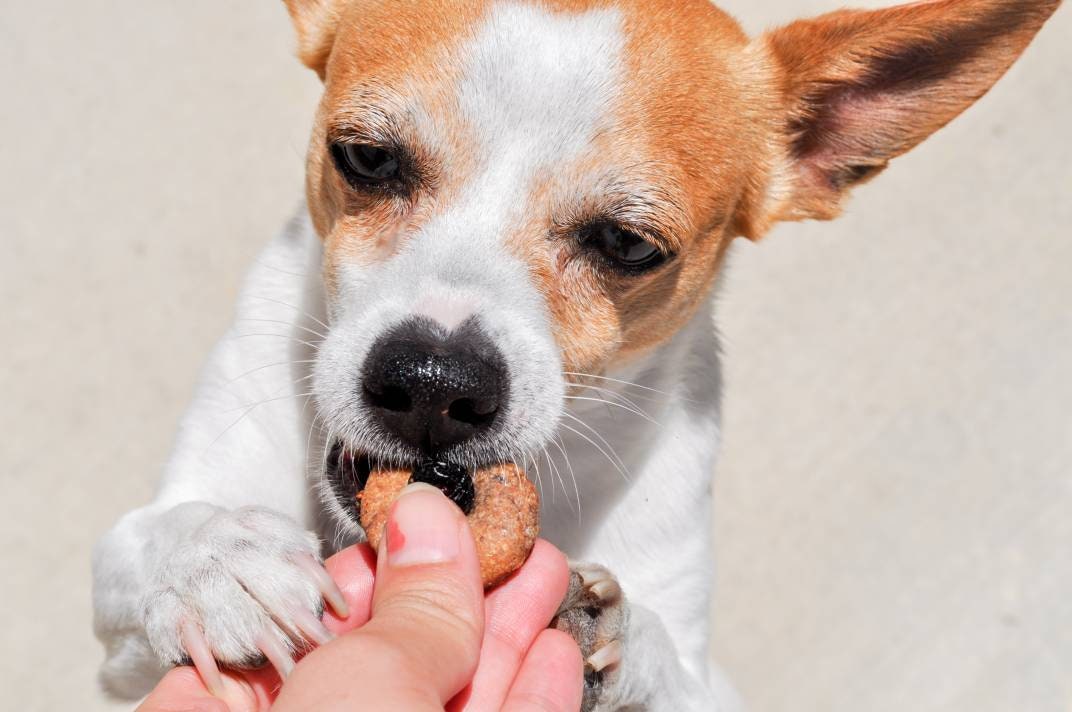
[142, 505, 341, 675]
[553, 562, 628, 712]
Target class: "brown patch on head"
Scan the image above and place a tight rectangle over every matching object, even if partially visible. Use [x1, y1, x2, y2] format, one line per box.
[291, 0, 768, 375]
[494, 0, 765, 374]
[284, 0, 1059, 378]
[298, 0, 490, 298]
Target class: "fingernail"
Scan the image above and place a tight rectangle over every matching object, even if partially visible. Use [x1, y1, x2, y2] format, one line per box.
[385, 482, 461, 567]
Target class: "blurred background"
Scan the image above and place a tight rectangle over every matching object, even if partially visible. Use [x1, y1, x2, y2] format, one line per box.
[1, 2, 1069, 711]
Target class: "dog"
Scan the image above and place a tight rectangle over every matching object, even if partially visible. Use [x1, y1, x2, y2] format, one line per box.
[92, 0, 1061, 708]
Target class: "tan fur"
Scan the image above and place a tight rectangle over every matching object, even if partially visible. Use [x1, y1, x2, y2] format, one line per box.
[762, 0, 1064, 222]
[285, 0, 1061, 374]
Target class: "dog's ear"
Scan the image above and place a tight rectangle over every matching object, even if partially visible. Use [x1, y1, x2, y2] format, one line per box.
[283, 0, 349, 78]
[757, 0, 1061, 225]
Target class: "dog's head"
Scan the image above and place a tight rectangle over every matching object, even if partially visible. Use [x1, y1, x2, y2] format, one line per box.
[283, 0, 1058, 524]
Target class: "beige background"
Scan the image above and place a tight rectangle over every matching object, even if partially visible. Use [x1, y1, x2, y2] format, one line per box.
[1, 2, 1069, 711]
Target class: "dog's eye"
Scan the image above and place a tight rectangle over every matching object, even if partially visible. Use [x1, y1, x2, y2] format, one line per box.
[331, 142, 401, 187]
[588, 223, 667, 272]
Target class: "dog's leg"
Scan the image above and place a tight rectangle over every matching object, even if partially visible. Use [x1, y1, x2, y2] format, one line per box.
[555, 562, 739, 712]
[92, 211, 337, 698]
[545, 305, 738, 710]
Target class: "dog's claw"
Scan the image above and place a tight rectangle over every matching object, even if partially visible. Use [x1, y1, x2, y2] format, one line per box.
[295, 553, 349, 619]
[586, 640, 622, 673]
[181, 620, 225, 697]
[291, 604, 335, 646]
[577, 564, 621, 598]
[588, 579, 621, 604]
[255, 629, 295, 680]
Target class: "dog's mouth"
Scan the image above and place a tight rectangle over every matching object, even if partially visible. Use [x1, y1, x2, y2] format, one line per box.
[324, 438, 518, 525]
[323, 441, 381, 524]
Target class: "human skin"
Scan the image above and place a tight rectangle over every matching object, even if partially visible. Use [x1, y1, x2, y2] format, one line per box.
[136, 485, 582, 712]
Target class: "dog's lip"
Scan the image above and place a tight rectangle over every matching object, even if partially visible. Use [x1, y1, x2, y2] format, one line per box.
[324, 439, 502, 489]
[323, 441, 381, 524]
[324, 441, 377, 494]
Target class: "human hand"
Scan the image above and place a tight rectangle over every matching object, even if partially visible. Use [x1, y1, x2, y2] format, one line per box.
[136, 483, 582, 711]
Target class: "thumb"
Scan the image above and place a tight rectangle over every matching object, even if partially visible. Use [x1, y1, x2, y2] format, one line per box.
[274, 483, 485, 711]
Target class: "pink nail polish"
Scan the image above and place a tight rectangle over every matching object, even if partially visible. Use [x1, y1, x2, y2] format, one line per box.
[385, 483, 461, 567]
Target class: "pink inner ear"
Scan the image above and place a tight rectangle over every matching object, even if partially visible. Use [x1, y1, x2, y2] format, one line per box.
[795, 88, 919, 191]
[778, 0, 1056, 195]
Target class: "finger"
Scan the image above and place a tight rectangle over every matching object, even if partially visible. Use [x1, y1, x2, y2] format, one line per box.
[448, 540, 570, 712]
[273, 484, 484, 711]
[363, 483, 485, 703]
[136, 666, 259, 712]
[502, 629, 584, 712]
[321, 543, 377, 634]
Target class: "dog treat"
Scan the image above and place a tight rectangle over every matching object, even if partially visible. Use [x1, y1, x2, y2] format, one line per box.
[358, 460, 539, 588]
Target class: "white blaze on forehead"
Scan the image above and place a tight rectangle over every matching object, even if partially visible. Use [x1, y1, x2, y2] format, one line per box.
[410, 1, 625, 329]
[319, 3, 596, 466]
[460, 2, 624, 160]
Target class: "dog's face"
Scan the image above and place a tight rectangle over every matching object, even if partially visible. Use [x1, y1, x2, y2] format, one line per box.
[305, 0, 760, 502]
[287, 0, 1058, 526]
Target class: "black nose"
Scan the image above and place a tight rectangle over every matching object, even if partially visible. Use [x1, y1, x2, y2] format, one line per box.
[361, 318, 508, 454]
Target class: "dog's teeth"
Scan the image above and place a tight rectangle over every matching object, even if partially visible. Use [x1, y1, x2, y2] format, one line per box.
[256, 629, 295, 680]
[586, 640, 622, 673]
[589, 579, 621, 604]
[295, 553, 350, 619]
[180, 620, 225, 697]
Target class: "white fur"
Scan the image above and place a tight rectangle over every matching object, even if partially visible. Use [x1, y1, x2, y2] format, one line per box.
[92, 211, 329, 698]
[93, 4, 736, 709]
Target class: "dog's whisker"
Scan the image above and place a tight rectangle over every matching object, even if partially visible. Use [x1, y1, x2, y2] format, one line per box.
[222, 364, 317, 405]
[237, 317, 327, 340]
[539, 445, 557, 506]
[561, 405, 626, 471]
[549, 444, 568, 507]
[562, 370, 685, 400]
[304, 400, 326, 474]
[228, 332, 323, 351]
[560, 411, 629, 475]
[246, 294, 331, 332]
[559, 420, 630, 483]
[529, 449, 545, 504]
[221, 391, 315, 415]
[590, 385, 661, 418]
[203, 393, 313, 454]
[223, 359, 318, 388]
[563, 395, 661, 427]
[543, 443, 575, 514]
[253, 259, 310, 281]
[565, 379, 665, 407]
[551, 433, 583, 523]
[564, 384, 663, 413]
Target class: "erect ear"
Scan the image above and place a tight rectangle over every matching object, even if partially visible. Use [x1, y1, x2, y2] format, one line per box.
[759, 0, 1061, 224]
[283, 0, 349, 78]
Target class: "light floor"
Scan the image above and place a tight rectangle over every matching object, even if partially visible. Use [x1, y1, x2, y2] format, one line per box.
[2, 2, 1069, 710]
